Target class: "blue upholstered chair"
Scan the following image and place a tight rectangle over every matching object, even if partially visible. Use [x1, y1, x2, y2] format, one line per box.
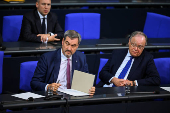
[65, 13, 100, 40]
[96, 58, 108, 85]
[20, 61, 38, 92]
[154, 58, 170, 85]
[143, 12, 170, 38]
[80, 6, 89, 9]
[0, 51, 4, 94]
[2, 15, 23, 42]
[106, 6, 115, 9]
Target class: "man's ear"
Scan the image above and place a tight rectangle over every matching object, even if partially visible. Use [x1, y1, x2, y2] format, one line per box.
[128, 39, 130, 45]
[62, 38, 64, 45]
[36, 2, 38, 8]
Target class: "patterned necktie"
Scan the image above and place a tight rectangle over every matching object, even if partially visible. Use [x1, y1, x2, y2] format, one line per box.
[118, 56, 133, 79]
[42, 18, 46, 34]
[67, 59, 71, 89]
[112, 56, 133, 87]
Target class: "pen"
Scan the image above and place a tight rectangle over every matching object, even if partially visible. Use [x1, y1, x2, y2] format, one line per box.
[57, 80, 60, 84]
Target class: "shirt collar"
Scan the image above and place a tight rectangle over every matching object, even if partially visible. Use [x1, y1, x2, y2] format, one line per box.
[37, 10, 47, 19]
[61, 48, 72, 61]
[127, 49, 132, 57]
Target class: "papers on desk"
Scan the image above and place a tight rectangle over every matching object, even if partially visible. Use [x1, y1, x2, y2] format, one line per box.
[58, 89, 89, 96]
[58, 70, 95, 96]
[12, 92, 45, 100]
[161, 87, 170, 92]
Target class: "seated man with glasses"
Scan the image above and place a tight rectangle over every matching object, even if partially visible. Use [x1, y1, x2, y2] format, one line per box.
[99, 31, 160, 87]
[31, 30, 95, 95]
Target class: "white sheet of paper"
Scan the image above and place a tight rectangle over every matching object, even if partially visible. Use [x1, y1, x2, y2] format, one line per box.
[161, 87, 170, 92]
[58, 89, 89, 96]
[71, 70, 95, 93]
[12, 92, 45, 100]
[58, 70, 95, 96]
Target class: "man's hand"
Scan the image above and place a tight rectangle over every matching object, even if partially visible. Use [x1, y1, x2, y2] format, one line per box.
[89, 87, 95, 96]
[125, 80, 133, 86]
[47, 83, 61, 92]
[37, 34, 50, 42]
[111, 77, 126, 87]
[48, 34, 60, 42]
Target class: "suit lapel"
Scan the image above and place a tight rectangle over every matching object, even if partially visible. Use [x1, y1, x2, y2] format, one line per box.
[71, 52, 76, 78]
[34, 10, 42, 33]
[113, 50, 128, 74]
[128, 50, 145, 79]
[47, 13, 52, 33]
[53, 49, 61, 82]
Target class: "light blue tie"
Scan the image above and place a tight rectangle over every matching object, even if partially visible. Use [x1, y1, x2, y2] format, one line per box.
[113, 56, 133, 87]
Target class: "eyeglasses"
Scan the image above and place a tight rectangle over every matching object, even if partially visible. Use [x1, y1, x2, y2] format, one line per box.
[130, 41, 145, 50]
[65, 41, 78, 48]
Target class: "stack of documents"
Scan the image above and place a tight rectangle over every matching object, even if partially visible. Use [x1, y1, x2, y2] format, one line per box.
[12, 92, 45, 100]
[58, 70, 95, 96]
[161, 87, 170, 92]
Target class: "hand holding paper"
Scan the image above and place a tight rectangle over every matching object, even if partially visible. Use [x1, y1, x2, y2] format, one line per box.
[89, 87, 95, 96]
[58, 70, 95, 96]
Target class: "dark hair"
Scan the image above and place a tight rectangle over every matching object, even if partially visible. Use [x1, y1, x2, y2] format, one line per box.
[64, 30, 81, 44]
[130, 31, 148, 45]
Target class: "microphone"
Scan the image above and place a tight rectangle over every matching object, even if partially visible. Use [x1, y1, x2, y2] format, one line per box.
[44, 95, 63, 100]
[27, 97, 34, 101]
[0, 46, 6, 50]
[127, 90, 160, 95]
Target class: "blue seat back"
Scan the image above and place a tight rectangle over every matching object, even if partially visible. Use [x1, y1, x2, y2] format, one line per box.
[65, 13, 100, 40]
[0, 51, 4, 94]
[154, 58, 170, 85]
[80, 6, 89, 9]
[2, 15, 23, 42]
[96, 58, 108, 85]
[143, 12, 170, 38]
[20, 61, 38, 92]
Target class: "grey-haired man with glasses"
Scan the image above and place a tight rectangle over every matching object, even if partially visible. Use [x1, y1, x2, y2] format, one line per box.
[99, 31, 160, 87]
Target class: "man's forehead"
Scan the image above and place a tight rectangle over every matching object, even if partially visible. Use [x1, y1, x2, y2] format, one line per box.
[131, 35, 146, 45]
[132, 34, 145, 39]
[132, 34, 145, 40]
[65, 37, 79, 44]
[39, 0, 51, 3]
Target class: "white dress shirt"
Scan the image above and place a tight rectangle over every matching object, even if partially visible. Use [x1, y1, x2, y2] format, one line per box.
[104, 50, 138, 87]
[37, 11, 47, 34]
[37, 11, 49, 43]
[113, 50, 134, 79]
[57, 49, 72, 90]
[45, 49, 72, 91]
[37, 11, 54, 36]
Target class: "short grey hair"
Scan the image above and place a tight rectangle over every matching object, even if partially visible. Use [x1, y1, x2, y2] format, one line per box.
[130, 31, 148, 45]
[64, 30, 81, 44]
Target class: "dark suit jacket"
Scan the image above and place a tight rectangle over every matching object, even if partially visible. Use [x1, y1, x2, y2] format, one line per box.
[19, 9, 64, 42]
[99, 49, 160, 86]
[30, 48, 89, 91]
